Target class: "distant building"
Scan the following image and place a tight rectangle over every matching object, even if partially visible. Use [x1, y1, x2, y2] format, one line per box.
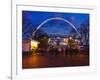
[49, 37, 68, 47]
[22, 39, 39, 52]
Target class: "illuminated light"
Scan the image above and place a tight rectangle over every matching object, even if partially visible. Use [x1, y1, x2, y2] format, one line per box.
[48, 38, 51, 43]
[31, 40, 39, 50]
[64, 38, 68, 43]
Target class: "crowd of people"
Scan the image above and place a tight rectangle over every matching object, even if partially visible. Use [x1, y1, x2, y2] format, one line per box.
[34, 37, 80, 57]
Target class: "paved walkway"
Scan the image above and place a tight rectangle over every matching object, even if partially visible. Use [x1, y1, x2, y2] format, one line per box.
[22, 52, 89, 69]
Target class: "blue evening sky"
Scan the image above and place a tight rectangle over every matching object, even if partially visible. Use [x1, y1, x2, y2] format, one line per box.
[22, 11, 89, 36]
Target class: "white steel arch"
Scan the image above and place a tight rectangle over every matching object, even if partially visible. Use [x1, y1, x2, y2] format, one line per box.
[32, 17, 81, 37]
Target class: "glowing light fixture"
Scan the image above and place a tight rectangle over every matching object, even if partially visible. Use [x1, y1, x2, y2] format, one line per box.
[48, 38, 51, 43]
[31, 40, 39, 50]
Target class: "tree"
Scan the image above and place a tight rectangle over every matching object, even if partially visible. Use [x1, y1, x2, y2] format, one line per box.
[34, 29, 49, 48]
[79, 19, 89, 45]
